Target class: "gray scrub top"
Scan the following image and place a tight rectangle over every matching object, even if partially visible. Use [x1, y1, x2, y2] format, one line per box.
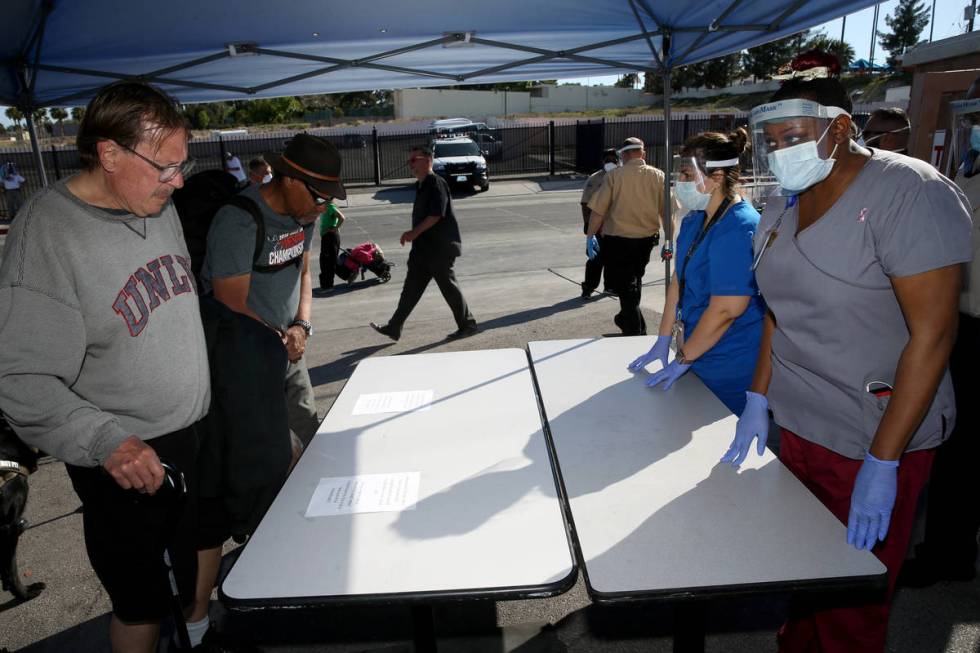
[754, 149, 973, 460]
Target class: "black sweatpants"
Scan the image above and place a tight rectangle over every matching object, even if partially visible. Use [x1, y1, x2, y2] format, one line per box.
[318, 230, 340, 289]
[387, 248, 476, 337]
[601, 234, 658, 336]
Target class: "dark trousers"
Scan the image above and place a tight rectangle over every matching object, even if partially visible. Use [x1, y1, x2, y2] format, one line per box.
[388, 248, 476, 336]
[318, 230, 340, 289]
[914, 311, 980, 568]
[581, 204, 605, 292]
[601, 234, 658, 336]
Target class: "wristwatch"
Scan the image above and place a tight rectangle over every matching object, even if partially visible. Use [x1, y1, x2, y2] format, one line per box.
[676, 348, 693, 365]
[290, 319, 313, 337]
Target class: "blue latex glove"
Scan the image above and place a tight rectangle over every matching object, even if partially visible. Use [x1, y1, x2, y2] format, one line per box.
[628, 335, 671, 373]
[720, 391, 769, 469]
[644, 357, 691, 390]
[586, 235, 600, 260]
[847, 452, 899, 551]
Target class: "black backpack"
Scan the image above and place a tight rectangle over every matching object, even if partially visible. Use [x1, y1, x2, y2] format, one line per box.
[171, 170, 300, 292]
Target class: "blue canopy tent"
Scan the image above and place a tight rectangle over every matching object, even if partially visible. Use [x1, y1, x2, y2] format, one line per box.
[2, 0, 878, 281]
[849, 58, 887, 72]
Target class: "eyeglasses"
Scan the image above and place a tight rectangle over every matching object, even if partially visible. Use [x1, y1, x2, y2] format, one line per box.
[116, 142, 195, 183]
[304, 182, 329, 205]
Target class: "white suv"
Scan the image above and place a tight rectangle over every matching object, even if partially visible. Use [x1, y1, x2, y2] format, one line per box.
[431, 137, 490, 192]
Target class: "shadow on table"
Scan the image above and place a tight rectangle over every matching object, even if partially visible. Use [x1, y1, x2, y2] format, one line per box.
[391, 367, 729, 540]
[309, 344, 394, 387]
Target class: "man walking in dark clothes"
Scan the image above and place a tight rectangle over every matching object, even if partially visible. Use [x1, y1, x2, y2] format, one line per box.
[370, 146, 477, 341]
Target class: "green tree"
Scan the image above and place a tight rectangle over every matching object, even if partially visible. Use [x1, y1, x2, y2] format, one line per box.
[698, 53, 742, 88]
[805, 32, 856, 68]
[48, 107, 68, 137]
[614, 74, 638, 89]
[5, 107, 23, 133]
[70, 106, 85, 123]
[877, 0, 929, 67]
[742, 35, 797, 81]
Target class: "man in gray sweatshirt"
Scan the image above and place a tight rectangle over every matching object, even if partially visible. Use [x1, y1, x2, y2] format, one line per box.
[0, 81, 209, 653]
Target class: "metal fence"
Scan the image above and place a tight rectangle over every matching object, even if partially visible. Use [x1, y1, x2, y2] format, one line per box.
[1, 113, 749, 218]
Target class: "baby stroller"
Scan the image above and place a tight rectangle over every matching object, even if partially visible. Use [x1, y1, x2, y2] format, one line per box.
[336, 242, 393, 284]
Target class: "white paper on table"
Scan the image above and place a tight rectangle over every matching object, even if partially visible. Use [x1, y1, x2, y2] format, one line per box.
[305, 472, 421, 517]
[352, 390, 434, 415]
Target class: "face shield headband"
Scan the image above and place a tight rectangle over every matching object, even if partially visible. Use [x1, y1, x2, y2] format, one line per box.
[750, 99, 851, 194]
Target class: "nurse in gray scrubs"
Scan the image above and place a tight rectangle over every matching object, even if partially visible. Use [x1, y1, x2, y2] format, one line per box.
[721, 55, 973, 653]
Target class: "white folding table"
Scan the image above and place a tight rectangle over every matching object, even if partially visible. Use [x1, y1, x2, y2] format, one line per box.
[221, 349, 575, 615]
[528, 337, 886, 650]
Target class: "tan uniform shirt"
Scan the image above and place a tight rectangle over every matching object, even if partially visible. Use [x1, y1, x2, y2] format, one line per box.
[958, 172, 980, 317]
[580, 169, 608, 205]
[587, 158, 666, 238]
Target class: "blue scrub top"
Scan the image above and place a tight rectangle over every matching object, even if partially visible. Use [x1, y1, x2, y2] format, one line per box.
[675, 200, 765, 413]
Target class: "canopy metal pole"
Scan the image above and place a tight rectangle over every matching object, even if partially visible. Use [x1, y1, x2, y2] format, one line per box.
[662, 67, 673, 287]
[25, 111, 49, 187]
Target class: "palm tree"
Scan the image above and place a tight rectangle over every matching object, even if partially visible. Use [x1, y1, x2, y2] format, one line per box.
[5, 107, 23, 137]
[70, 106, 85, 123]
[49, 107, 68, 137]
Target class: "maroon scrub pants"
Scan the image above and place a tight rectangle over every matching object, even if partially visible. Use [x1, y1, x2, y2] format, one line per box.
[776, 428, 934, 653]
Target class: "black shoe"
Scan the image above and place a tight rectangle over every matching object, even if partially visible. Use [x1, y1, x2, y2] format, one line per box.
[581, 284, 594, 299]
[447, 324, 480, 340]
[370, 322, 400, 341]
[313, 287, 333, 297]
[898, 556, 977, 588]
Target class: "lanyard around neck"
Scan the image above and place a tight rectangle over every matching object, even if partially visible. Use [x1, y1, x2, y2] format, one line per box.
[677, 197, 732, 316]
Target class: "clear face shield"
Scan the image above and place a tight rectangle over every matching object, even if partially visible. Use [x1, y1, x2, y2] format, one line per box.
[749, 99, 850, 195]
[671, 154, 735, 211]
[949, 98, 980, 180]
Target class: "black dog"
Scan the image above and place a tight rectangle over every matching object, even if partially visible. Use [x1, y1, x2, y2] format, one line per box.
[0, 415, 43, 601]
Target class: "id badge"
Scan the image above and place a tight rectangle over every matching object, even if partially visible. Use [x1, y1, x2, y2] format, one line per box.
[672, 319, 685, 350]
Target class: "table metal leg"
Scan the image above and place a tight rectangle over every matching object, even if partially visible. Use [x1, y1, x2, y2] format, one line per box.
[412, 604, 437, 653]
[673, 602, 706, 653]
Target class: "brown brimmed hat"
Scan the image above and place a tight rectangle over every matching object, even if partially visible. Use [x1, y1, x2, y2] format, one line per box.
[266, 133, 346, 200]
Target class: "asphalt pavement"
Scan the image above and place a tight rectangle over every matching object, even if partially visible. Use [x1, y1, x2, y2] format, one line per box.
[2, 178, 978, 652]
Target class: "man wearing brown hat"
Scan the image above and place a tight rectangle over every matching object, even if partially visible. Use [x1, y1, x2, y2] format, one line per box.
[191, 133, 344, 641]
[586, 137, 668, 335]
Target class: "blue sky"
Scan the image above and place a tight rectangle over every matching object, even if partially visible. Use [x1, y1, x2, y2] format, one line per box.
[1, 1, 974, 126]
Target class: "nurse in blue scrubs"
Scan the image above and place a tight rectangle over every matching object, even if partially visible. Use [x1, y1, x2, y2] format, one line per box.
[628, 128, 763, 415]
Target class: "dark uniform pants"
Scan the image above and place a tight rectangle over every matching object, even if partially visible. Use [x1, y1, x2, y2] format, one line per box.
[914, 311, 980, 569]
[601, 234, 658, 336]
[387, 248, 476, 336]
[581, 204, 604, 292]
[318, 230, 340, 289]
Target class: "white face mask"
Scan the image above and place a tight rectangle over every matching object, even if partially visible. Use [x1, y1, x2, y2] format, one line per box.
[261, 173, 273, 184]
[603, 161, 619, 172]
[674, 181, 711, 211]
[767, 122, 840, 193]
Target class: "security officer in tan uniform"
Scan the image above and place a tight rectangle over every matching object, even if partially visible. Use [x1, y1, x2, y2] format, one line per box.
[586, 137, 668, 335]
[579, 148, 620, 298]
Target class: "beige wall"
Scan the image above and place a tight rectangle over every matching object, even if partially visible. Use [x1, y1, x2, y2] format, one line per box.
[906, 69, 979, 170]
[393, 84, 653, 119]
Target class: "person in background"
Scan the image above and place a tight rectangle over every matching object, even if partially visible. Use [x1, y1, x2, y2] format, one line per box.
[224, 151, 246, 186]
[370, 146, 478, 342]
[861, 107, 911, 154]
[728, 51, 972, 652]
[586, 137, 669, 335]
[898, 74, 980, 588]
[579, 148, 619, 299]
[628, 128, 763, 416]
[2, 161, 27, 217]
[247, 156, 272, 186]
[316, 197, 345, 293]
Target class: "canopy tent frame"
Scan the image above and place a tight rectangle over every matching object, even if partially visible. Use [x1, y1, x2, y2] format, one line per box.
[5, 0, 874, 286]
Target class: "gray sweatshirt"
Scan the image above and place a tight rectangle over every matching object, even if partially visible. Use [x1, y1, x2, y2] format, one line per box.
[0, 178, 210, 466]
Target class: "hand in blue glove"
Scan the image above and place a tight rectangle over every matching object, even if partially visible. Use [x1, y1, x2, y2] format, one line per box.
[586, 235, 600, 260]
[720, 391, 769, 469]
[644, 357, 691, 390]
[628, 335, 671, 373]
[847, 452, 899, 551]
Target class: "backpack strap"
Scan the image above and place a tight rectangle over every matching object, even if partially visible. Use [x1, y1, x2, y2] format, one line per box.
[225, 196, 302, 274]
